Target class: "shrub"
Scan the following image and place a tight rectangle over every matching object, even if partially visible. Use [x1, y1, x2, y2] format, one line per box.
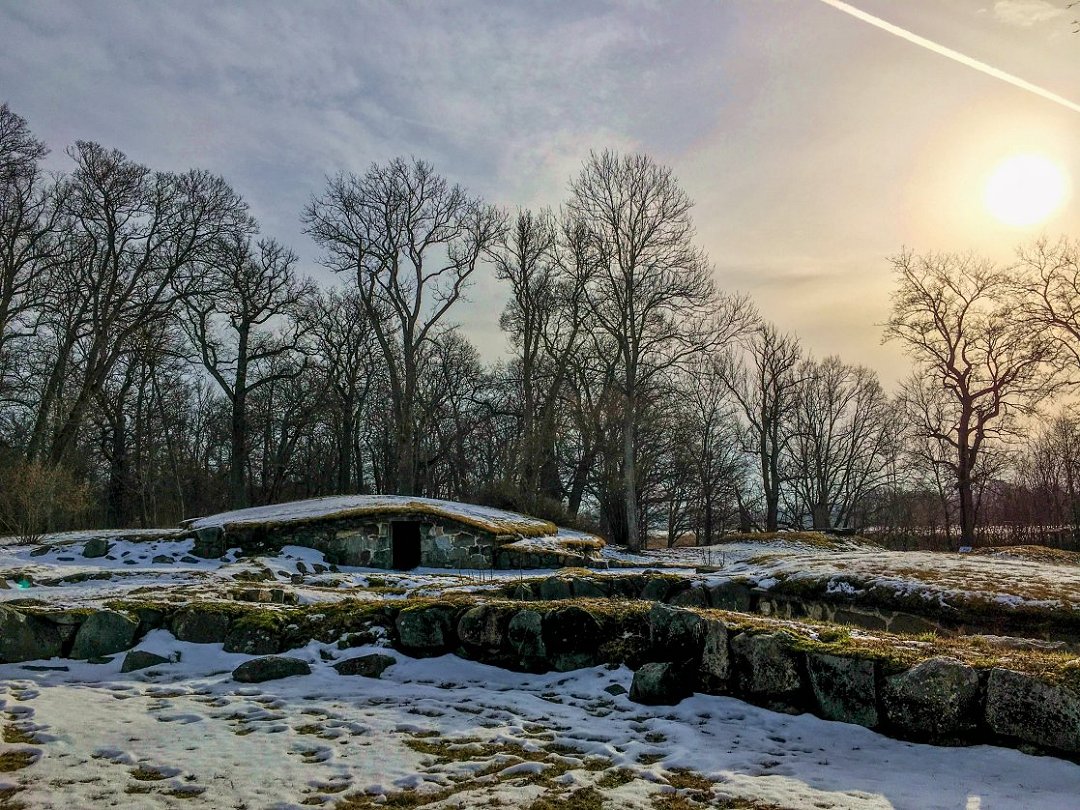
[0, 458, 90, 543]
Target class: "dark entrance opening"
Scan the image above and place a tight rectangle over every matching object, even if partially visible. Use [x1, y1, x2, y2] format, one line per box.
[391, 520, 422, 569]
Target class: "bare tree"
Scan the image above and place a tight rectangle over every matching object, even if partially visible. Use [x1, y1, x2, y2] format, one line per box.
[494, 209, 589, 505]
[788, 356, 895, 529]
[884, 250, 1062, 547]
[300, 287, 377, 494]
[567, 150, 752, 549]
[304, 157, 506, 495]
[26, 142, 248, 465]
[181, 233, 312, 508]
[719, 322, 802, 532]
[0, 104, 64, 398]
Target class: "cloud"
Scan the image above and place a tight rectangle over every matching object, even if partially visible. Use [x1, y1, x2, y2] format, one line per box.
[992, 0, 1066, 28]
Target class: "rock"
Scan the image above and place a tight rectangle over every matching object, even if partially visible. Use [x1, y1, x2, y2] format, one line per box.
[333, 653, 396, 678]
[121, 650, 171, 673]
[82, 537, 111, 558]
[70, 610, 139, 660]
[395, 603, 457, 655]
[539, 576, 572, 601]
[641, 577, 674, 602]
[806, 652, 878, 727]
[630, 661, 692, 705]
[507, 610, 547, 670]
[604, 683, 628, 696]
[970, 635, 1067, 653]
[506, 582, 535, 601]
[669, 586, 709, 608]
[708, 581, 753, 612]
[730, 631, 803, 705]
[542, 604, 602, 671]
[232, 655, 311, 683]
[881, 656, 980, 742]
[0, 606, 66, 662]
[224, 622, 280, 656]
[296, 561, 308, 575]
[192, 527, 226, 558]
[699, 618, 730, 690]
[985, 667, 1080, 754]
[152, 555, 174, 564]
[29, 545, 52, 557]
[180, 555, 199, 564]
[87, 655, 114, 664]
[457, 605, 509, 656]
[131, 606, 165, 637]
[648, 603, 705, 661]
[570, 578, 608, 599]
[171, 606, 231, 644]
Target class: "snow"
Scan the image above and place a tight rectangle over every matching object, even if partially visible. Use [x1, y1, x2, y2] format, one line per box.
[184, 494, 557, 535]
[628, 538, 1080, 616]
[1, 634, 1077, 809]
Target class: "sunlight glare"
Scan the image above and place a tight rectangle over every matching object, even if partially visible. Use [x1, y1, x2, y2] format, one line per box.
[984, 154, 1068, 228]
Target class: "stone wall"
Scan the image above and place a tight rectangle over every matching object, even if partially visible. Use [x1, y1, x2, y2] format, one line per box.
[501, 573, 1080, 648]
[3, 596, 1078, 761]
[190, 514, 503, 569]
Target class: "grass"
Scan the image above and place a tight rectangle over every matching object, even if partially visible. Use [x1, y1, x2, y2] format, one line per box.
[2, 725, 36, 745]
[0, 750, 36, 772]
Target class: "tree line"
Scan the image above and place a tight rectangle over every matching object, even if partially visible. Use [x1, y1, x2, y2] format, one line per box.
[2, 101, 1080, 550]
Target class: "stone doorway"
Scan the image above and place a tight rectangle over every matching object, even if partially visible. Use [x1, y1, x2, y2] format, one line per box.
[391, 520, 422, 569]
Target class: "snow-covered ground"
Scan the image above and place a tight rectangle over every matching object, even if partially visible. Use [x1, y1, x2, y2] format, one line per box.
[2, 633, 1078, 810]
[624, 538, 1080, 615]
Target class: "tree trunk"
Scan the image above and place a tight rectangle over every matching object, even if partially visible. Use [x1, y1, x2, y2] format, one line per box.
[623, 389, 641, 551]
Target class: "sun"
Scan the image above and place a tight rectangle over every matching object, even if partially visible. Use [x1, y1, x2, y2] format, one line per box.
[984, 154, 1068, 228]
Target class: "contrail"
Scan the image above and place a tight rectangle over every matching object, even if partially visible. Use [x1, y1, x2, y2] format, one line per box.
[816, 0, 1080, 115]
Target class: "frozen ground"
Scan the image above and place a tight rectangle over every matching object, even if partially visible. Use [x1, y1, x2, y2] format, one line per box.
[622, 537, 1080, 614]
[2, 634, 1078, 810]
[5, 532, 1080, 621]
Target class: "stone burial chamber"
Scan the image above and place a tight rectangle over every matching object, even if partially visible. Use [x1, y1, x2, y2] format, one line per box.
[179, 494, 606, 570]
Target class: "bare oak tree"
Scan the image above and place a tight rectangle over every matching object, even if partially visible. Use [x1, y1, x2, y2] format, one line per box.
[719, 322, 802, 532]
[182, 234, 312, 508]
[304, 157, 506, 495]
[567, 150, 752, 550]
[885, 250, 1062, 547]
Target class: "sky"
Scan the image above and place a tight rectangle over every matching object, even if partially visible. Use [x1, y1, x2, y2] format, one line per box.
[1, 0, 1078, 384]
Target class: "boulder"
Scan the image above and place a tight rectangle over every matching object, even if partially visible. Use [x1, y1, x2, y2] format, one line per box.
[641, 577, 675, 602]
[69, 610, 139, 660]
[121, 650, 171, 673]
[648, 603, 705, 661]
[542, 604, 602, 671]
[669, 586, 710, 608]
[985, 667, 1080, 754]
[224, 623, 280, 656]
[82, 537, 111, 558]
[538, 576, 572, 601]
[507, 609, 547, 670]
[457, 605, 510, 657]
[698, 618, 730, 690]
[152, 555, 173, 565]
[730, 631, 803, 705]
[232, 655, 311, 683]
[881, 656, 980, 742]
[333, 653, 396, 678]
[707, 581, 753, 612]
[191, 527, 226, 559]
[171, 606, 231, 644]
[570, 578, 609, 599]
[0, 606, 66, 662]
[395, 603, 457, 656]
[806, 652, 879, 727]
[630, 661, 692, 705]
